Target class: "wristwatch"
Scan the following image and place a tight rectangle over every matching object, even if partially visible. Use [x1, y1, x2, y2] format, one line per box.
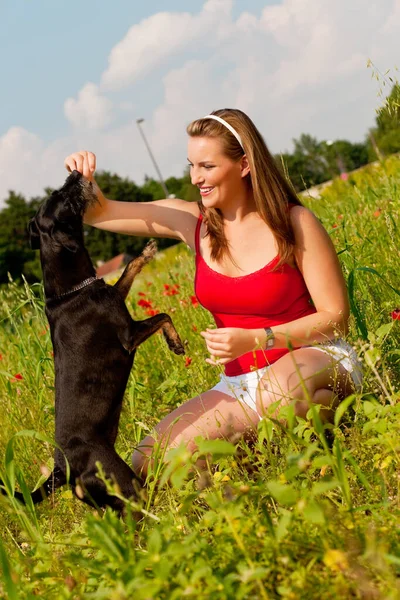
[264, 327, 275, 349]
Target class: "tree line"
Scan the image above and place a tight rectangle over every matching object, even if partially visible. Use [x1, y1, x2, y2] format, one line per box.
[0, 84, 399, 285]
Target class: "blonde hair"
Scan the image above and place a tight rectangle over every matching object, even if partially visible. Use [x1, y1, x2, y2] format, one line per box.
[186, 108, 302, 268]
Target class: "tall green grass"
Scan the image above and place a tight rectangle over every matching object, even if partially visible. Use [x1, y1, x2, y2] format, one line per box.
[0, 156, 399, 599]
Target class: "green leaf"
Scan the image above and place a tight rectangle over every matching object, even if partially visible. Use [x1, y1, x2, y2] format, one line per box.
[347, 270, 368, 340]
[303, 500, 325, 524]
[356, 266, 400, 297]
[312, 455, 333, 468]
[343, 452, 371, 491]
[363, 400, 378, 417]
[195, 438, 236, 457]
[0, 538, 19, 600]
[364, 347, 381, 367]
[170, 464, 191, 489]
[267, 481, 299, 506]
[334, 394, 356, 426]
[385, 553, 400, 566]
[310, 479, 339, 496]
[333, 439, 351, 508]
[374, 322, 393, 341]
[147, 528, 162, 555]
[276, 509, 292, 541]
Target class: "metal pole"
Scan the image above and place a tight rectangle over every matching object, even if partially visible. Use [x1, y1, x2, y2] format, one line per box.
[136, 118, 170, 197]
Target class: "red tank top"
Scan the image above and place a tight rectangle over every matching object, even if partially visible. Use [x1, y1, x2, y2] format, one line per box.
[194, 214, 316, 376]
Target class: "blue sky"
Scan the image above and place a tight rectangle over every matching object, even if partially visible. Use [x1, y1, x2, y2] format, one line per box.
[0, 0, 398, 204]
[1, 0, 272, 141]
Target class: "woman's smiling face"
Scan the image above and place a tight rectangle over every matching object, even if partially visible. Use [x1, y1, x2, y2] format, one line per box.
[187, 136, 248, 210]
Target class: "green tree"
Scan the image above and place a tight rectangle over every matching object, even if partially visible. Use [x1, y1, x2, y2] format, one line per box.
[368, 83, 400, 160]
[277, 135, 330, 191]
[278, 136, 369, 192]
[142, 171, 198, 203]
[0, 192, 40, 284]
[323, 140, 368, 177]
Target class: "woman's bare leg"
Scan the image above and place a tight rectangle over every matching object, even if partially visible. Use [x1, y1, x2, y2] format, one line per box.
[256, 347, 355, 420]
[132, 389, 260, 478]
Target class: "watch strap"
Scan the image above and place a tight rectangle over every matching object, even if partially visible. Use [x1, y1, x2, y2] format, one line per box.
[264, 327, 275, 349]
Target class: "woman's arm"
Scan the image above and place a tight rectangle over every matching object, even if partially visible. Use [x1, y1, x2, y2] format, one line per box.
[64, 151, 200, 248]
[269, 205, 350, 347]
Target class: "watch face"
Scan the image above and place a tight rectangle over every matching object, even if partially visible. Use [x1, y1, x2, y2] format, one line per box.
[265, 328, 274, 348]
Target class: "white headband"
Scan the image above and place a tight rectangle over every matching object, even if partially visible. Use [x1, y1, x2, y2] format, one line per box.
[202, 114, 244, 151]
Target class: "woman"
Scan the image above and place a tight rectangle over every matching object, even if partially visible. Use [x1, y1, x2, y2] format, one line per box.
[64, 109, 362, 477]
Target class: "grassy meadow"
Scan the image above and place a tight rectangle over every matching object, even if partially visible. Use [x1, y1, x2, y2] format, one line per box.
[0, 156, 399, 599]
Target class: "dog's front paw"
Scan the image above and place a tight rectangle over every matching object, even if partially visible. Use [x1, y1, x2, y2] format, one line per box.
[169, 337, 185, 355]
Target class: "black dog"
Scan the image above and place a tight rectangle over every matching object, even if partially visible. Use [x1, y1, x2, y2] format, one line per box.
[1, 170, 184, 513]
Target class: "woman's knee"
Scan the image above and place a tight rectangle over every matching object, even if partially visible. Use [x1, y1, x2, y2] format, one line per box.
[131, 436, 155, 478]
[256, 371, 301, 415]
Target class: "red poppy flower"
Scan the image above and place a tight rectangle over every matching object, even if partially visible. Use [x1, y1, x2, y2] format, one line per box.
[192, 325, 198, 332]
[190, 295, 199, 307]
[138, 299, 152, 308]
[146, 281, 152, 287]
[185, 357, 192, 367]
[373, 209, 381, 218]
[163, 284, 170, 290]
[138, 291, 146, 297]
[391, 309, 400, 321]
[11, 373, 23, 382]
[146, 309, 159, 316]
[0, 354, 3, 361]
[332, 224, 338, 229]
[163, 289, 179, 296]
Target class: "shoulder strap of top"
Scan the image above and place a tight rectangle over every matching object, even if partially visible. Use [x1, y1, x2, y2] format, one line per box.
[195, 213, 203, 255]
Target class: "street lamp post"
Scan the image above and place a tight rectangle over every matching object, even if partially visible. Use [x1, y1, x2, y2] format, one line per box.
[136, 118, 170, 198]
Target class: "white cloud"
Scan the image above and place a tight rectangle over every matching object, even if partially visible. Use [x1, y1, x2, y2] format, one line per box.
[100, 0, 233, 90]
[64, 83, 113, 130]
[2, 0, 400, 206]
[0, 127, 74, 205]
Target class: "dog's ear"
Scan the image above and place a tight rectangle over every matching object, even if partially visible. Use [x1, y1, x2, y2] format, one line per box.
[28, 218, 41, 250]
[51, 228, 80, 253]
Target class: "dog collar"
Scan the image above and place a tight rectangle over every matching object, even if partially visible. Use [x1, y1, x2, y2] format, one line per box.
[47, 276, 99, 302]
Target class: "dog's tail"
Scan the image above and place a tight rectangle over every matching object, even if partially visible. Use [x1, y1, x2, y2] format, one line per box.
[0, 466, 67, 505]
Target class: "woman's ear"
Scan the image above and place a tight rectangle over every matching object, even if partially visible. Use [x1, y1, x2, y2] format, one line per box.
[240, 155, 251, 178]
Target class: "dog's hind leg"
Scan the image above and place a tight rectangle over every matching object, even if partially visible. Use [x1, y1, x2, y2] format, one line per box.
[76, 448, 142, 514]
[0, 466, 67, 505]
[30, 466, 67, 503]
[114, 240, 157, 300]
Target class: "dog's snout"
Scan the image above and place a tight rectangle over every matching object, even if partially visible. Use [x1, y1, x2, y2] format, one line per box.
[81, 178, 99, 207]
[64, 170, 83, 187]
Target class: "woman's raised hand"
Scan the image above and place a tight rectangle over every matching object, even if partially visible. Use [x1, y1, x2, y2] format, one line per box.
[64, 151, 96, 181]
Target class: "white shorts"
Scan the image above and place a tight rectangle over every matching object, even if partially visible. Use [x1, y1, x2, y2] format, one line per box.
[210, 339, 363, 419]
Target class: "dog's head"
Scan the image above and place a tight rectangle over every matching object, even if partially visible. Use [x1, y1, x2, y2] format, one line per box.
[28, 170, 98, 253]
